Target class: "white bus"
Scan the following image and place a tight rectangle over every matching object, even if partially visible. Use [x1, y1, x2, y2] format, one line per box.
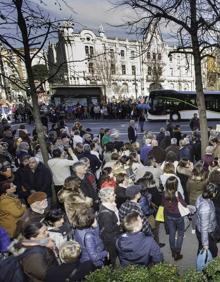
[147, 89, 220, 121]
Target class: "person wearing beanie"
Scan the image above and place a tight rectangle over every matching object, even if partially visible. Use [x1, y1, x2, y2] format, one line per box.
[16, 191, 48, 237]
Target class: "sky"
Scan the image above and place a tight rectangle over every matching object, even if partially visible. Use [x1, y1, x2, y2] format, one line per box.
[33, 0, 147, 40]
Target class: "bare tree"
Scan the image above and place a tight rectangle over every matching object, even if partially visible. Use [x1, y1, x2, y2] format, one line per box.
[0, 0, 69, 164]
[91, 49, 118, 100]
[116, 0, 220, 154]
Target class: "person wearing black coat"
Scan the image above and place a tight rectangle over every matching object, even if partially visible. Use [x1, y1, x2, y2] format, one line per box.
[98, 189, 121, 266]
[28, 157, 53, 201]
[128, 120, 137, 144]
[14, 155, 31, 203]
[78, 144, 101, 175]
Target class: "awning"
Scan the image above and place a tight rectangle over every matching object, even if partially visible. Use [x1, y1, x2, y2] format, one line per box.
[52, 86, 103, 98]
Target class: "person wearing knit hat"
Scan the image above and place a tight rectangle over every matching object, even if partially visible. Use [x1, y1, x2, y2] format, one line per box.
[16, 191, 48, 236]
[27, 191, 47, 206]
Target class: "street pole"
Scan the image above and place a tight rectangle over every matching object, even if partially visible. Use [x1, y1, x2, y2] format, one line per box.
[134, 72, 138, 100]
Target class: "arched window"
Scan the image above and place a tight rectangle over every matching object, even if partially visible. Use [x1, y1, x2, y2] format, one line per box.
[121, 83, 128, 94]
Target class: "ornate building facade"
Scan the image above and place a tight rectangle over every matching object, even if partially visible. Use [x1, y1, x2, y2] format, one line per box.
[48, 23, 200, 102]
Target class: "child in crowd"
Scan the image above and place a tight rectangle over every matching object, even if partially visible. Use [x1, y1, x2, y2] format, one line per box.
[116, 211, 163, 266]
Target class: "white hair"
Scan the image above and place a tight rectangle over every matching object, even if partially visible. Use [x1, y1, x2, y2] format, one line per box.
[29, 157, 40, 164]
[99, 188, 114, 201]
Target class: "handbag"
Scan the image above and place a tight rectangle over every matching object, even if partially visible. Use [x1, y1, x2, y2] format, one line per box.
[155, 206, 164, 222]
[196, 249, 213, 272]
[178, 201, 190, 217]
[176, 194, 190, 217]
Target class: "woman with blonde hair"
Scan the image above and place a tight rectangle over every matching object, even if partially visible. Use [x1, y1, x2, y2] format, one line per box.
[46, 241, 96, 282]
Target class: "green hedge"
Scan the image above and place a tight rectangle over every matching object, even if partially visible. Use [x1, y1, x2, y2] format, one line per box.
[84, 258, 220, 282]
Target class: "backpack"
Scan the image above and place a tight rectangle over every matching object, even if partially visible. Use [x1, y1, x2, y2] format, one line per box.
[0, 246, 46, 282]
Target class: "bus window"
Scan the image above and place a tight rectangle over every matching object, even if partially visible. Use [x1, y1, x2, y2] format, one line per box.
[205, 96, 218, 111]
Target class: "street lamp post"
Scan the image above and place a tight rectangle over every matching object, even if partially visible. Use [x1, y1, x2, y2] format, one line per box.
[134, 72, 138, 100]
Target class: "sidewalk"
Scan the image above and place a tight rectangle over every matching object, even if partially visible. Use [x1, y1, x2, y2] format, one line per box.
[159, 221, 220, 274]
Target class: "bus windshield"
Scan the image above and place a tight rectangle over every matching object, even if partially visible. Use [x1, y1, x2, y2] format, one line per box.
[147, 89, 220, 121]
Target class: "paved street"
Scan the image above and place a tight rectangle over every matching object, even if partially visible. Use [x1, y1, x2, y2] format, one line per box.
[12, 119, 220, 141]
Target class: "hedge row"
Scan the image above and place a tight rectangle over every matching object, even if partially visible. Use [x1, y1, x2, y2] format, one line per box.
[84, 257, 220, 282]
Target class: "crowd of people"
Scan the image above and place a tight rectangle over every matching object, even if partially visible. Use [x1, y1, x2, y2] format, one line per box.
[11, 101, 145, 125]
[0, 115, 220, 281]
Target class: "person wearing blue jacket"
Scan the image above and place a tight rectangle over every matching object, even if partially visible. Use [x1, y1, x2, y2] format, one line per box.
[116, 211, 163, 266]
[74, 208, 108, 268]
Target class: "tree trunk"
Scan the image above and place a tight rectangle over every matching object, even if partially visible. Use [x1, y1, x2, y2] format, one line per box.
[193, 51, 208, 155]
[31, 91, 49, 164]
[190, 0, 208, 156]
[15, 0, 49, 164]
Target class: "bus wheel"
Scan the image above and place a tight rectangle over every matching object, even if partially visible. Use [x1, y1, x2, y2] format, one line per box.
[170, 112, 180, 121]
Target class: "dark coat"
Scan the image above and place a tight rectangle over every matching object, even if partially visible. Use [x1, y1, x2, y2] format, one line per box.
[116, 231, 163, 266]
[165, 144, 180, 160]
[160, 136, 171, 150]
[128, 126, 137, 143]
[28, 162, 53, 197]
[115, 185, 127, 209]
[16, 209, 47, 236]
[98, 204, 121, 244]
[78, 152, 101, 174]
[98, 204, 121, 265]
[45, 261, 96, 282]
[80, 176, 99, 209]
[148, 146, 166, 164]
[22, 246, 58, 282]
[14, 165, 32, 201]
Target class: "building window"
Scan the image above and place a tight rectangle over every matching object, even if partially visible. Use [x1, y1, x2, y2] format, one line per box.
[90, 46, 94, 56]
[88, 62, 94, 74]
[158, 53, 162, 60]
[85, 46, 89, 56]
[122, 64, 126, 75]
[131, 50, 135, 58]
[147, 52, 151, 59]
[132, 65, 136, 75]
[153, 66, 157, 75]
[169, 55, 172, 62]
[111, 64, 116, 75]
[170, 67, 173, 76]
[85, 45, 93, 57]
[153, 52, 156, 60]
[120, 50, 125, 57]
[148, 66, 152, 75]
[110, 48, 114, 58]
